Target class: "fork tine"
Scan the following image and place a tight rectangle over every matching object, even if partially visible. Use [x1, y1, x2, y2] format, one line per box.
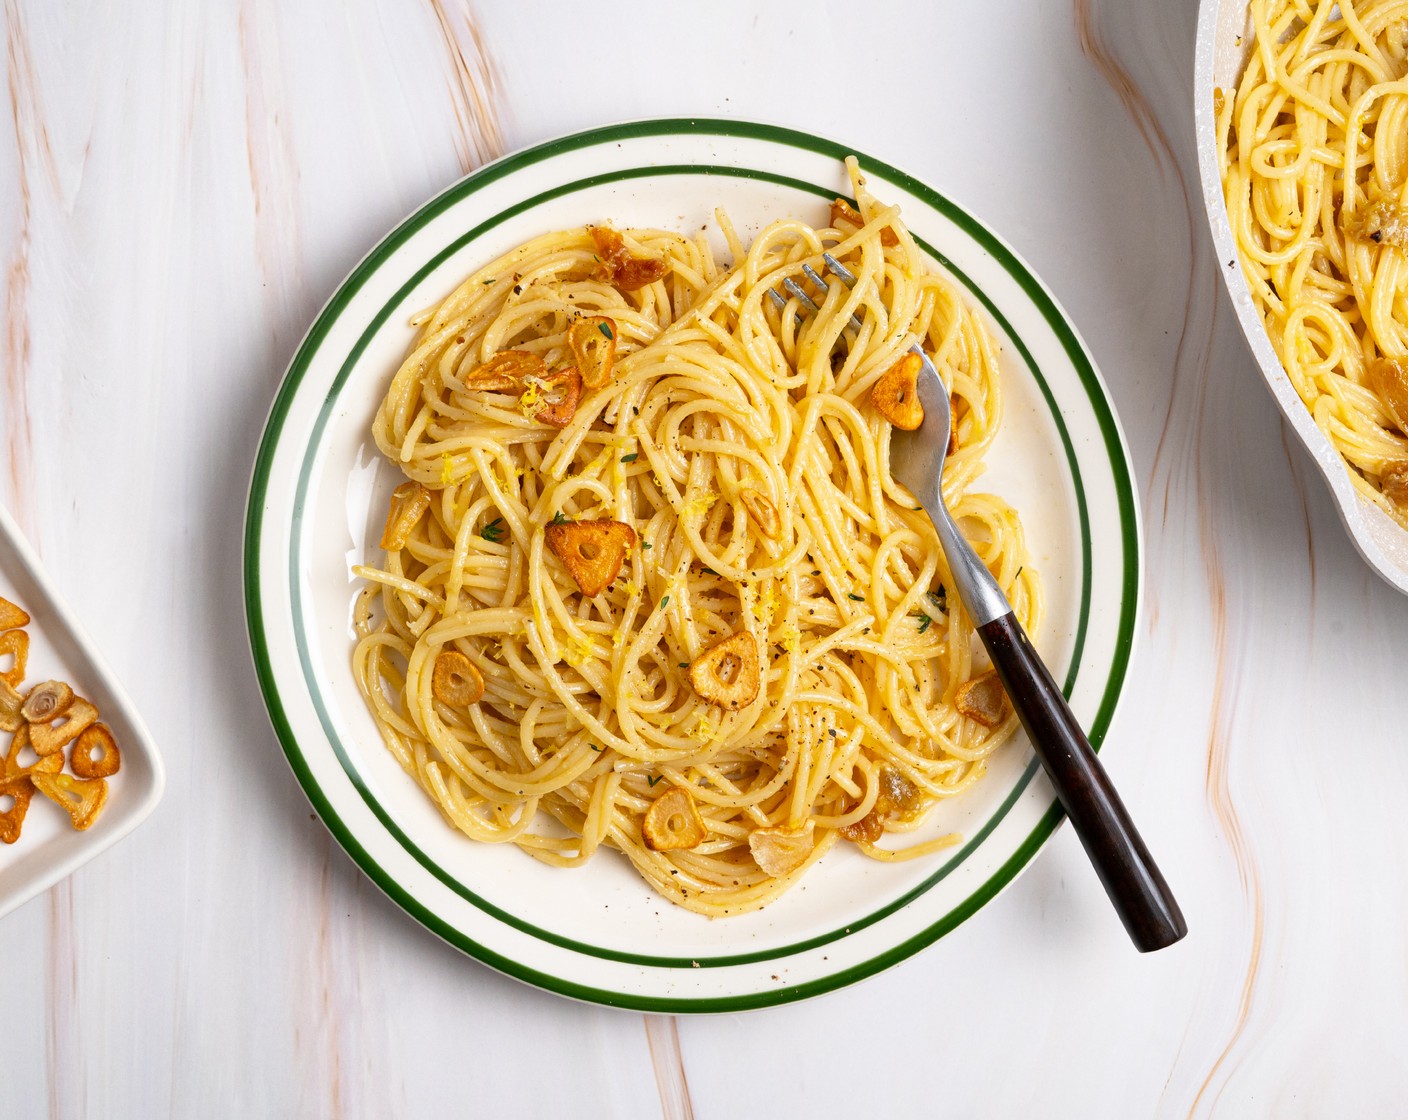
[767, 253, 863, 332]
[821, 252, 857, 286]
[812, 256, 864, 332]
[800, 263, 830, 293]
[781, 277, 822, 315]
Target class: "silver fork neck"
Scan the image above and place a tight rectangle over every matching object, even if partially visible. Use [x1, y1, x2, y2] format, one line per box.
[923, 498, 1012, 627]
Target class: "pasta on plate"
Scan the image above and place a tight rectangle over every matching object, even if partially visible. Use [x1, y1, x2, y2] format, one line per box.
[353, 159, 1040, 916]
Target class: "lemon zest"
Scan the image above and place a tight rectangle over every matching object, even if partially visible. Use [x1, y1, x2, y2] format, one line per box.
[751, 581, 781, 623]
[563, 633, 595, 667]
[516, 381, 544, 419]
[681, 489, 719, 524]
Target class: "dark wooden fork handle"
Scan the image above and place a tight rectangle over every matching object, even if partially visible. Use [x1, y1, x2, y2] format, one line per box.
[978, 612, 1187, 952]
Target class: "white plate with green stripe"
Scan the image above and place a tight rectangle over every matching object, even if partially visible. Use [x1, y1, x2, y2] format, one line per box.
[244, 120, 1140, 1012]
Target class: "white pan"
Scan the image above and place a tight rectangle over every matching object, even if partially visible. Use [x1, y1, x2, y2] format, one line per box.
[1193, 0, 1408, 594]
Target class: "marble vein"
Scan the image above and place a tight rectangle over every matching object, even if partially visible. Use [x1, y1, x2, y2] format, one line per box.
[237, 0, 304, 360]
[1073, 3, 1271, 1111]
[425, 0, 504, 173]
[644, 1014, 696, 1120]
[1, 0, 48, 527]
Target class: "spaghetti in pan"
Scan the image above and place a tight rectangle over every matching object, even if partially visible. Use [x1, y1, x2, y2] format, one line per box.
[1219, 0, 1408, 518]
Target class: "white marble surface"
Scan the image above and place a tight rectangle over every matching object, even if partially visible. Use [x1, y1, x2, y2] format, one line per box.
[3, 1, 1406, 1116]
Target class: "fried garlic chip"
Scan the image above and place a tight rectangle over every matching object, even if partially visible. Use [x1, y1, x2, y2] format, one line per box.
[568, 316, 617, 389]
[544, 519, 636, 597]
[588, 226, 668, 292]
[1368, 358, 1408, 437]
[749, 821, 815, 877]
[4, 726, 61, 780]
[431, 650, 485, 708]
[530, 366, 583, 429]
[70, 723, 121, 780]
[1351, 199, 1408, 249]
[0, 776, 34, 844]
[0, 629, 28, 688]
[31, 771, 107, 831]
[838, 807, 884, 844]
[955, 670, 1009, 728]
[0, 679, 21, 734]
[839, 768, 922, 845]
[0, 596, 28, 632]
[871, 352, 925, 430]
[20, 680, 73, 724]
[879, 767, 921, 814]
[642, 787, 707, 852]
[28, 696, 97, 757]
[466, 349, 545, 391]
[380, 481, 432, 551]
[738, 488, 780, 540]
[688, 630, 761, 711]
[1382, 462, 1408, 509]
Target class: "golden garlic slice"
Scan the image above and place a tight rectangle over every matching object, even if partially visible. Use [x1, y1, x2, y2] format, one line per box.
[738, 488, 780, 540]
[688, 631, 761, 710]
[642, 787, 707, 852]
[749, 821, 815, 877]
[871, 352, 925, 430]
[544, 519, 636, 597]
[31, 771, 107, 830]
[20, 680, 73, 724]
[431, 650, 485, 707]
[955, 670, 1008, 728]
[568, 316, 617, 389]
[380, 481, 432, 551]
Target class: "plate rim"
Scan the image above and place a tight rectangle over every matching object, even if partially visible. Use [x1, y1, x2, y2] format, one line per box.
[244, 117, 1142, 1011]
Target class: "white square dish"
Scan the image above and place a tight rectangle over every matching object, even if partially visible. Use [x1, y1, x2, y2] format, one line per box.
[0, 502, 164, 919]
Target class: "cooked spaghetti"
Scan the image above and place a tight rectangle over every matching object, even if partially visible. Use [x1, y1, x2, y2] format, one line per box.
[353, 159, 1040, 916]
[1218, 0, 1408, 518]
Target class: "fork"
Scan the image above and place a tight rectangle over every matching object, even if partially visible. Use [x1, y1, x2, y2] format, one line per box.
[770, 252, 1186, 952]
